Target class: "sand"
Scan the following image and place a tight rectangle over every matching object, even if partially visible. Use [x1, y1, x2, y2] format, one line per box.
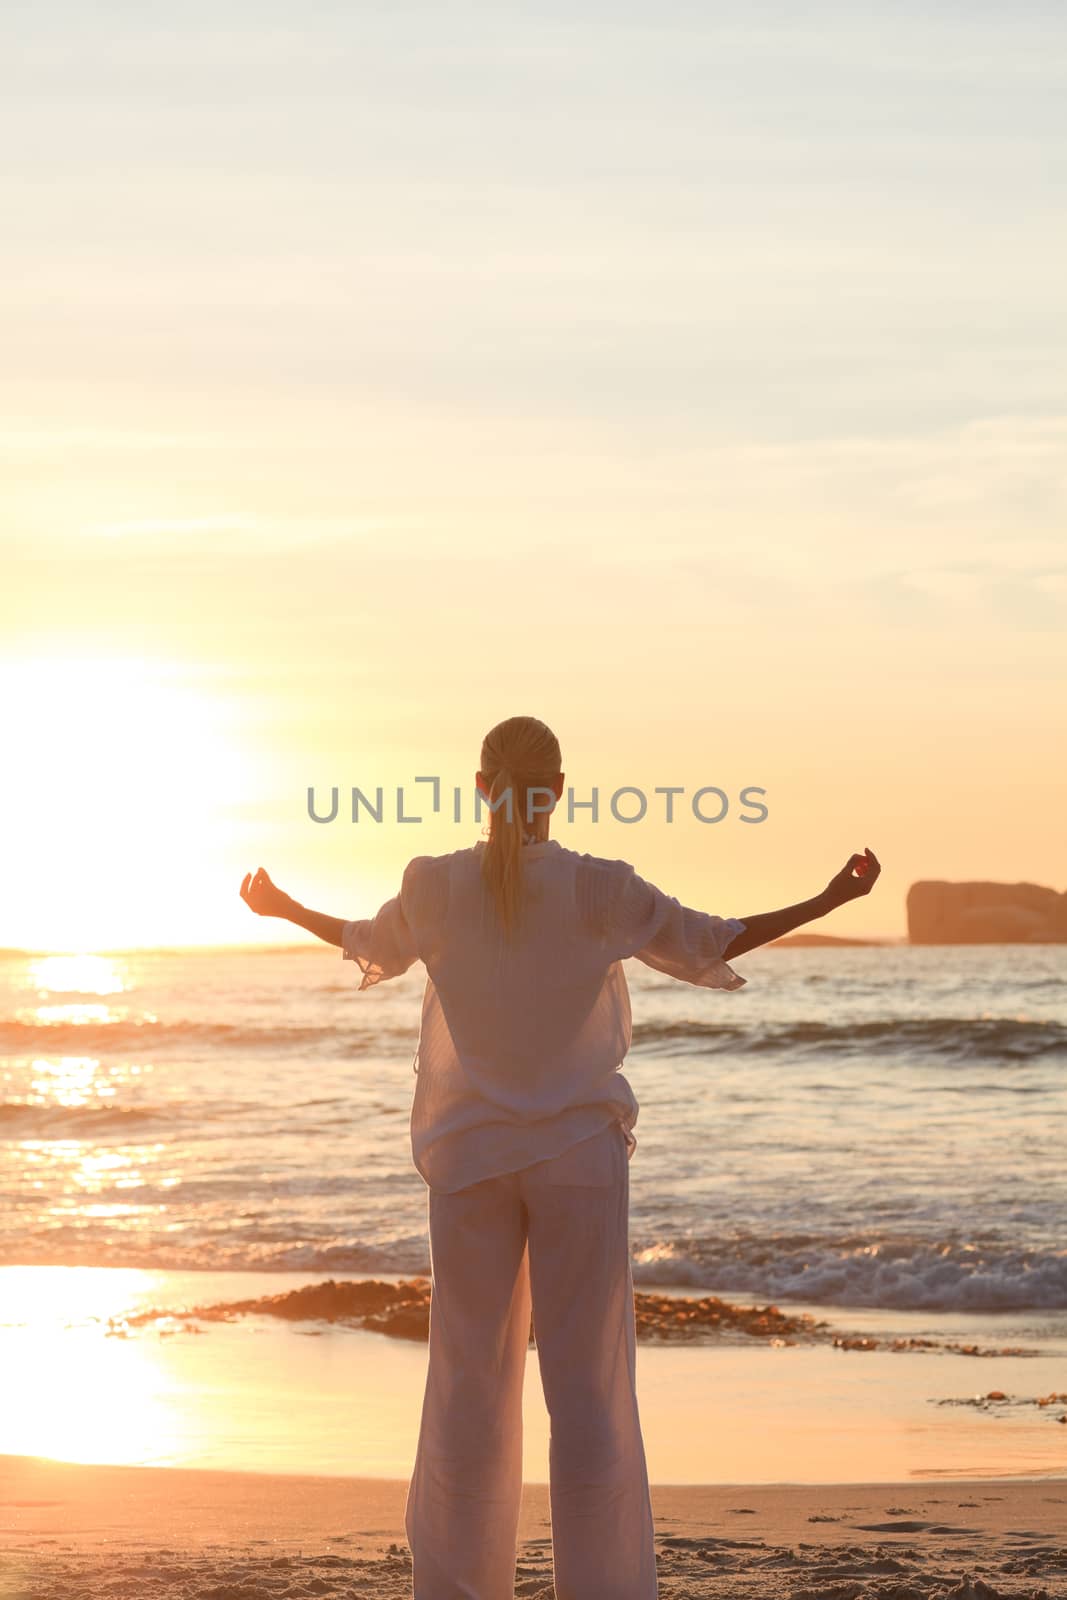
[2, 1455, 1065, 1599]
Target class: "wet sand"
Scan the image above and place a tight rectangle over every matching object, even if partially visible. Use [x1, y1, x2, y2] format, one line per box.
[2, 1454, 1066, 1598]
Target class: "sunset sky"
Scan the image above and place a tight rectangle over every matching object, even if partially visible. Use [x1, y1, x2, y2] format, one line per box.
[3, 2, 1064, 949]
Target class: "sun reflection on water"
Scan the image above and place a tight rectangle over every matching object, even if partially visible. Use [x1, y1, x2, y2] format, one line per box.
[15, 955, 138, 1030]
[28, 1002, 128, 1027]
[29, 955, 127, 998]
[28, 1056, 114, 1106]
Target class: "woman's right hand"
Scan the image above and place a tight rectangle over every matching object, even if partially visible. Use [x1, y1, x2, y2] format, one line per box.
[823, 847, 881, 908]
[240, 866, 294, 919]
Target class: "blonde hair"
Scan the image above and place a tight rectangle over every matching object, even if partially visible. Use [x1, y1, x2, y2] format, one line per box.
[479, 715, 562, 937]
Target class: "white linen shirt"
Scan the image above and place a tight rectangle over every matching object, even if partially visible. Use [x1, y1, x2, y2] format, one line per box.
[341, 840, 747, 1193]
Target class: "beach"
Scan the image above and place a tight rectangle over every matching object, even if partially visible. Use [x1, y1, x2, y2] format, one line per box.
[2, 1261, 1066, 1598]
[4, 1455, 1067, 1598]
[2, 944, 1065, 1593]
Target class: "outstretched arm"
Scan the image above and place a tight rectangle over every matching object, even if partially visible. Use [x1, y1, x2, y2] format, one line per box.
[723, 848, 881, 959]
[239, 867, 345, 948]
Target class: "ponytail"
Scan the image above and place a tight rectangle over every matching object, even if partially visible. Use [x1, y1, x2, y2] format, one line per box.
[479, 717, 562, 938]
[483, 763, 524, 937]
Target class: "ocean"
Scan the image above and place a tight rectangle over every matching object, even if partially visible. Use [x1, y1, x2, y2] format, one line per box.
[2, 941, 1064, 1318]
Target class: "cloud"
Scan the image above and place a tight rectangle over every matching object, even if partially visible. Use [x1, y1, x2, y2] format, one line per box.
[842, 559, 1067, 632]
[0, 428, 204, 453]
[84, 515, 258, 538]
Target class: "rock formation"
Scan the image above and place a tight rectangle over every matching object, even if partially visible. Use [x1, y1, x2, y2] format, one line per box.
[907, 881, 1067, 944]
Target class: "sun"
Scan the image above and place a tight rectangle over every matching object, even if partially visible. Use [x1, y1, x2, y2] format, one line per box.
[0, 655, 259, 950]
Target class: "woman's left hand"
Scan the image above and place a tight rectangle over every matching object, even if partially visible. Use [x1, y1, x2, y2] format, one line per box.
[823, 847, 881, 907]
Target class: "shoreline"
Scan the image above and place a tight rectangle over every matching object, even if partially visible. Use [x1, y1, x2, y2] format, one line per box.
[6, 1262, 1063, 1343]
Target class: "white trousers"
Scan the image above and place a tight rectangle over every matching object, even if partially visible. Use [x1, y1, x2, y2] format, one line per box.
[404, 1117, 658, 1599]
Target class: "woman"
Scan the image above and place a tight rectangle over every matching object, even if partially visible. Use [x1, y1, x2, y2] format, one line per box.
[240, 714, 880, 1599]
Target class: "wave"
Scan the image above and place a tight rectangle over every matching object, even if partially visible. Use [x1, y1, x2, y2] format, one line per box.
[630, 1015, 1067, 1062]
[0, 1099, 170, 1132]
[3, 1012, 1063, 1065]
[0, 1017, 414, 1056]
[629, 1231, 1067, 1312]
[5, 1227, 1065, 1312]
[0, 1237, 431, 1279]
